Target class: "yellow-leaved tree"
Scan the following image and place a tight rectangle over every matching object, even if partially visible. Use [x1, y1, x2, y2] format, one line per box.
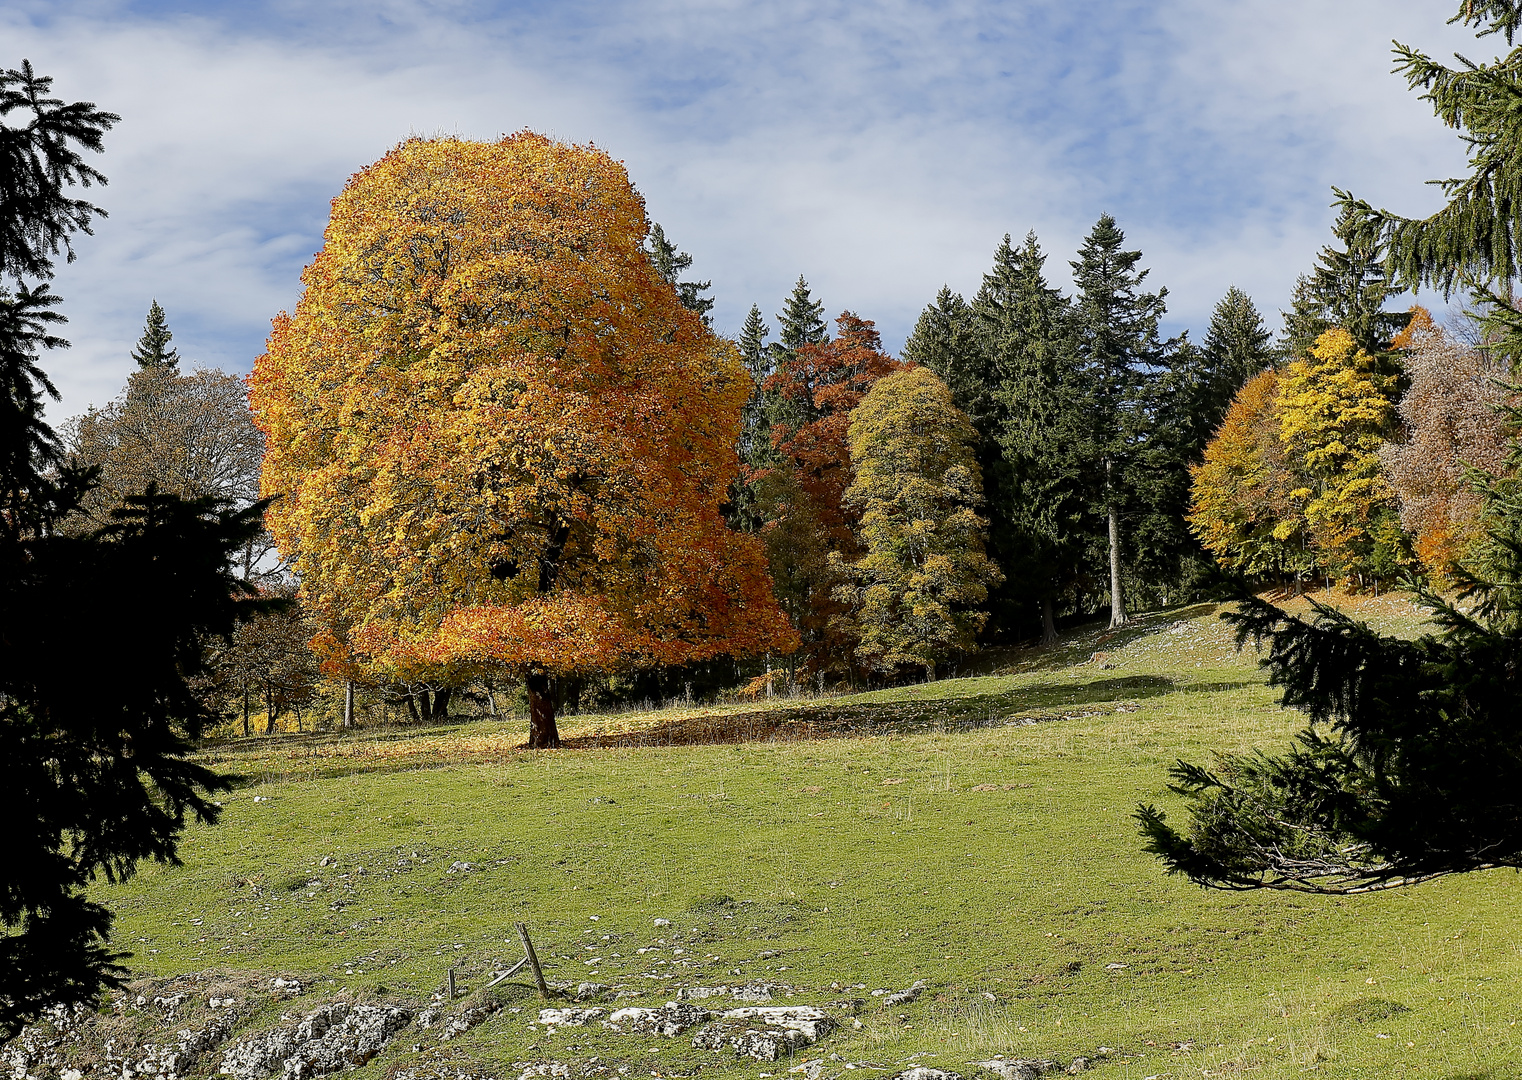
[1275, 328, 1403, 581]
[835, 366, 1001, 679]
[1188, 369, 1315, 584]
[251, 134, 795, 747]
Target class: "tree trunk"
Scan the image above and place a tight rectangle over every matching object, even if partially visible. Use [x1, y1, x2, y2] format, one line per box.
[242, 683, 251, 737]
[1108, 503, 1128, 629]
[404, 693, 421, 724]
[344, 680, 354, 730]
[526, 671, 561, 749]
[264, 687, 276, 735]
[486, 684, 497, 717]
[430, 687, 452, 721]
[1040, 596, 1058, 647]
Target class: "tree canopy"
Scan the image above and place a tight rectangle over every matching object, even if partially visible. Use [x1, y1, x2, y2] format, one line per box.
[836, 366, 1001, 677]
[251, 134, 793, 748]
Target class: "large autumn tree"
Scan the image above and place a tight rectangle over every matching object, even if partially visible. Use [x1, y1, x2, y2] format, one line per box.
[252, 134, 793, 748]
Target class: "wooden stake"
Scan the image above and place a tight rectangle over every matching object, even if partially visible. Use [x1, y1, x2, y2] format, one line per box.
[447, 968, 457, 1000]
[516, 921, 552, 998]
[484, 955, 529, 989]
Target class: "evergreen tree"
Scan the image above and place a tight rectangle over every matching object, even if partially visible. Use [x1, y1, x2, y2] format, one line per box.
[0, 60, 263, 1039]
[1199, 286, 1273, 433]
[645, 222, 714, 325]
[1141, 0, 1522, 897]
[1070, 214, 1168, 628]
[728, 304, 775, 531]
[1277, 274, 1330, 365]
[766, 276, 831, 437]
[905, 286, 988, 427]
[129, 299, 179, 369]
[1278, 208, 1408, 365]
[983, 233, 1085, 643]
[1127, 288, 1274, 603]
[1128, 334, 1218, 603]
[772, 275, 828, 356]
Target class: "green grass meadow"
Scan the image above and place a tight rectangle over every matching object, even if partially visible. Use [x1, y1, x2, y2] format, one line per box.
[96, 599, 1522, 1079]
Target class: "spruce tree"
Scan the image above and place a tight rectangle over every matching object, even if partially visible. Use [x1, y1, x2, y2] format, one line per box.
[1277, 274, 1330, 364]
[0, 60, 263, 1039]
[767, 277, 830, 432]
[772, 275, 828, 355]
[905, 287, 987, 426]
[1200, 286, 1273, 432]
[1139, 0, 1522, 897]
[129, 299, 179, 369]
[982, 233, 1085, 644]
[729, 304, 775, 531]
[1071, 214, 1168, 628]
[645, 223, 714, 325]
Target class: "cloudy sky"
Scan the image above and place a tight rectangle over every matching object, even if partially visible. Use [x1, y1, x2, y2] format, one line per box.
[4, 0, 1490, 421]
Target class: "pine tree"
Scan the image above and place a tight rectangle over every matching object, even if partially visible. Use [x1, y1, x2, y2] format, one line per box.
[645, 223, 714, 325]
[129, 299, 179, 369]
[1200, 286, 1273, 432]
[1071, 214, 1168, 628]
[984, 233, 1085, 644]
[1141, 0, 1522, 897]
[1277, 274, 1331, 364]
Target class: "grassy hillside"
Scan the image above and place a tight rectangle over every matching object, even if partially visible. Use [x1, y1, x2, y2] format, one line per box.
[72, 597, 1522, 1079]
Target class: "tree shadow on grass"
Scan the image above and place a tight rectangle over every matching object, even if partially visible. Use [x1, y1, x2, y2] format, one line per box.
[961, 603, 1231, 677]
[198, 671, 1252, 780]
[561, 673, 1239, 750]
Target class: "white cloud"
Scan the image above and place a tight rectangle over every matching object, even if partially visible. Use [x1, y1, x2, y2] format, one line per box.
[3, 0, 1492, 422]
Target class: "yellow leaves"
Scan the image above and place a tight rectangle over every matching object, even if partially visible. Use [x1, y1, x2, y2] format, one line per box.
[1191, 329, 1402, 581]
[840, 367, 1000, 674]
[251, 133, 794, 683]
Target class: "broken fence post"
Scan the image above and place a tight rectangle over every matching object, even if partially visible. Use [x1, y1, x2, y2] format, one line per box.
[516, 921, 552, 999]
[447, 967, 457, 1000]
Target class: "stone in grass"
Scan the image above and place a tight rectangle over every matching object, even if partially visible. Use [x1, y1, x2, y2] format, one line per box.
[691, 1021, 810, 1062]
[604, 1002, 711, 1036]
[440, 1001, 502, 1042]
[220, 1003, 412, 1080]
[894, 1068, 964, 1080]
[690, 1008, 836, 1062]
[575, 983, 612, 1002]
[972, 1059, 1062, 1080]
[882, 980, 927, 1007]
[720, 1006, 833, 1042]
[537, 1008, 607, 1028]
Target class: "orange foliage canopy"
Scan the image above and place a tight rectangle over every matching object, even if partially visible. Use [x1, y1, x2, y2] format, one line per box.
[250, 134, 794, 738]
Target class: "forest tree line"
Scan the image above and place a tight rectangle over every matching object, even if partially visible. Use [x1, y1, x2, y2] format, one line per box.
[60, 176, 1511, 734]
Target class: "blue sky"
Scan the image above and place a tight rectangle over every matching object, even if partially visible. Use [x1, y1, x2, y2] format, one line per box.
[3, 0, 1490, 420]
